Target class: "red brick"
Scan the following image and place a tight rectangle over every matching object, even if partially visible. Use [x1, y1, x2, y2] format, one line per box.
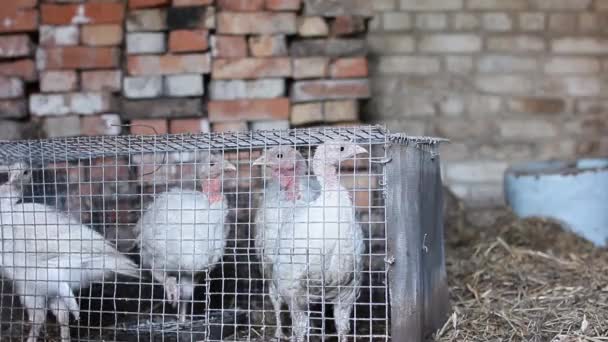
[212, 58, 291, 79]
[40, 70, 78, 92]
[127, 53, 211, 75]
[130, 119, 168, 135]
[209, 98, 290, 122]
[265, 0, 301, 10]
[11, 0, 37, 10]
[38, 47, 120, 70]
[249, 35, 287, 57]
[0, 35, 32, 57]
[0, 9, 38, 33]
[47, 162, 86, 186]
[330, 58, 368, 78]
[81, 24, 123, 46]
[80, 114, 122, 136]
[293, 57, 329, 79]
[218, 0, 264, 11]
[210, 35, 247, 57]
[330, 16, 366, 36]
[170, 118, 210, 133]
[41, 3, 125, 25]
[351, 188, 371, 208]
[212, 121, 248, 132]
[291, 79, 370, 102]
[169, 30, 209, 53]
[217, 12, 297, 34]
[89, 157, 130, 182]
[129, 0, 170, 9]
[0, 59, 36, 81]
[173, 0, 214, 6]
[81, 70, 122, 92]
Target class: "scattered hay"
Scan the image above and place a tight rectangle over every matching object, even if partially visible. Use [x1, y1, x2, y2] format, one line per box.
[435, 188, 608, 341]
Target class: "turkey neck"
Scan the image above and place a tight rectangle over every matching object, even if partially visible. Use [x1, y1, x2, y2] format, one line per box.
[0, 182, 21, 209]
[312, 158, 340, 191]
[202, 178, 222, 204]
[273, 166, 303, 201]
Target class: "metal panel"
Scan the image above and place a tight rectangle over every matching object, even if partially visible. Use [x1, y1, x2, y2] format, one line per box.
[386, 140, 449, 341]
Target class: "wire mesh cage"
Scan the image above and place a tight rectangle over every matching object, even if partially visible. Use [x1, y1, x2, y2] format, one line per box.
[0, 125, 448, 342]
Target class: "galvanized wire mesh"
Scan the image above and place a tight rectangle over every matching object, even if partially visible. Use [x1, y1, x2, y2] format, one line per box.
[0, 126, 440, 342]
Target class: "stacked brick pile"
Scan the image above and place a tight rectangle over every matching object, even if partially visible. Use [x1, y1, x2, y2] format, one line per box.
[288, 1, 372, 127]
[0, 0, 375, 227]
[124, 0, 373, 134]
[0, 0, 372, 140]
[124, 0, 213, 136]
[0, 1, 38, 140]
[30, 0, 124, 137]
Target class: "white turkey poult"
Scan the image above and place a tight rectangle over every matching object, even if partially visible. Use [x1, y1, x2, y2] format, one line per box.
[253, 146, 321, 339]
[0, 163, 141, 342]
[134, 154, 236, 322]
[254, 142, 367, 341]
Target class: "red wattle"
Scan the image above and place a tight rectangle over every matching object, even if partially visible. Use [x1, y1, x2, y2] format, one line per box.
[202, 179, 223, 204]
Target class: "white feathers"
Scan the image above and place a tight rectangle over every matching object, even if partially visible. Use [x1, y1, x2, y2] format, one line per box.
[254, 146, 317, 339]
[134, 155, 234, 322]
[0, 142, 368, 340]
[136, 188, 228, 274]
[254, 143, 366, 341]
[0, 163, 139, 342]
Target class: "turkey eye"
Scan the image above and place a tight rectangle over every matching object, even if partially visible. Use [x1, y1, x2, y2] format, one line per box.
[340, 147, 345, 152]
[277, 153, 283, 159]
[210, 163, 216, 167]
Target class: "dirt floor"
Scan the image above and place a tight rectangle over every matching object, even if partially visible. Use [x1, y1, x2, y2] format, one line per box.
[434, 189, 608, 342]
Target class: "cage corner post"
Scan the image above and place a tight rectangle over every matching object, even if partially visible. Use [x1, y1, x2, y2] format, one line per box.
[385, 139, 450, 341]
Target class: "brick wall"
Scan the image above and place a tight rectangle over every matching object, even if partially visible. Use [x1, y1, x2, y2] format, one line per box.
[366, 0, 608, 207]
[0, 0, 372, 138]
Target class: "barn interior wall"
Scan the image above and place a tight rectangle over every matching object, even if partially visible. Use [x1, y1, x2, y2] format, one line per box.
[365, 0, 608, 207]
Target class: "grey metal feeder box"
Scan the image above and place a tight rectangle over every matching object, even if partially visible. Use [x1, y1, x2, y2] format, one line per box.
[0, 126, 449, 341]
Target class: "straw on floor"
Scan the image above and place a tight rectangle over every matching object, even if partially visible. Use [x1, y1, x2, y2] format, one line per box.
[435, 189, 608, 342]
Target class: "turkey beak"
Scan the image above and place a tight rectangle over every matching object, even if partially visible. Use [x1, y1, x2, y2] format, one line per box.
[354, 145, 368, 156]
[252, 155, 266, 166]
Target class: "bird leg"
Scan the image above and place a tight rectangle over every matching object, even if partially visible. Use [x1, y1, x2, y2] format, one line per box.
[268, 283, 285, 340]
[49, 298, 71, 342]
[289, 304, 309, 342]
[333, 302, 353, 342]
[22, 294, 46, 342]
[177, 276, 195, 323]
[164, 276, 180, 308]
[57, 282, 80, 322]
[151, 270, 180, 308]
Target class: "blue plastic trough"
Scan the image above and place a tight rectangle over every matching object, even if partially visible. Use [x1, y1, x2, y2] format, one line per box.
[504, 158, 608, 247]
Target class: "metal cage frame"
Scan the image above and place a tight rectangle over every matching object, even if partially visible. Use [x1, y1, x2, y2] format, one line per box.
[0, 125, 449, 341]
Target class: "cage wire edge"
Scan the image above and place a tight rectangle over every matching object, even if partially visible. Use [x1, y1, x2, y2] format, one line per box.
[0, 125, 448, 166]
